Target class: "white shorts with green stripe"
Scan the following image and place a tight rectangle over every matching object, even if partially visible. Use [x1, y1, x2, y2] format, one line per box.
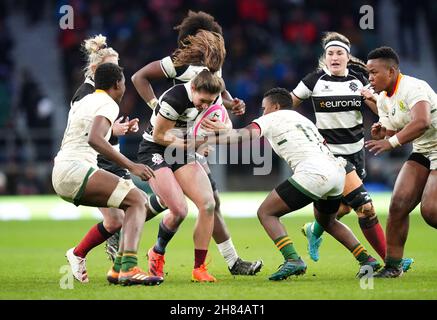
[52, 160, 97, 206]
[289, 157, 346, 200]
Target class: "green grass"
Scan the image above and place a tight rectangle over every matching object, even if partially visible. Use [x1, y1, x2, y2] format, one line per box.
[1, 205, 437, 300]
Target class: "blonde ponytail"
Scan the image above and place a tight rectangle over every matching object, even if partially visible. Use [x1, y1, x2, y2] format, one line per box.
[82, 34, 119, 79]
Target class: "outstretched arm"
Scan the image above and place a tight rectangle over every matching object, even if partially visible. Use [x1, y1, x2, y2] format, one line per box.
[199, 122, 261, 147]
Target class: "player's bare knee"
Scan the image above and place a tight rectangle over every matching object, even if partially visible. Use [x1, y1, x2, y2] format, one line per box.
[198, 198, 216, 216]
[420, 202, 437, 228]
[170, 203, 188, 219]
[104, 213, 123, 232]
[317, 216, 336, 232]
[256, 208, 266, 222]
[389, 195, 411, 217]
[105, 222, 122, 234]
[336, 203, 352, 218]
[256, 206, 272, 224]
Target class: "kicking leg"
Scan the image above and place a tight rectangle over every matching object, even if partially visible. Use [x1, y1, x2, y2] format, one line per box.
[313, 198, 381, 278]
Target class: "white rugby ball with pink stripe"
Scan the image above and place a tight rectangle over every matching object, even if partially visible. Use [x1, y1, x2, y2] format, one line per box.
[192, 103, 228, 137]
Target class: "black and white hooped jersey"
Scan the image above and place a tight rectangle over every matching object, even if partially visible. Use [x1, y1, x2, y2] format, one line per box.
[292, 66, 369, 156]
[143, 82, 205, 143]
[160, 55, 222, 85]
[159, 55, 224, 106]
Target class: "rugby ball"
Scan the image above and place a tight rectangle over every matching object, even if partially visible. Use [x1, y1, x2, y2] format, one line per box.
[192, 103, 228, 137]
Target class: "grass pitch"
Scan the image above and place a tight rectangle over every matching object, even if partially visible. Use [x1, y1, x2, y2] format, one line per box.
[1, 194, 437, 300]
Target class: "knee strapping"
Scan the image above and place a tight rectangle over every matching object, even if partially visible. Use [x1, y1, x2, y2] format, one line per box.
[343, 185, 372, 211]
[148, 194, 167, 215]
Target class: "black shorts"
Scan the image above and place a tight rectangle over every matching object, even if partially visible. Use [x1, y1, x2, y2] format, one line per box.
[337, 149, 366, 180]
[408, 152, 431, 169]
[137, 139, 196, 172]
[275, 179, 341, 215]
[97, 155, 130, 179]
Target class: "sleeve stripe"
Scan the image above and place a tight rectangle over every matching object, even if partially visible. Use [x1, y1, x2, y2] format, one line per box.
[158, 110, 176, 121]
[159, 60, 170, 78]
[292, 90, 304, 101]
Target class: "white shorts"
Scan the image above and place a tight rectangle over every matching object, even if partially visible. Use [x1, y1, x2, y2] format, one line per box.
[289, 158, 346, 200]
[53, 160, 137, 207]
[52, 160, 97, 205]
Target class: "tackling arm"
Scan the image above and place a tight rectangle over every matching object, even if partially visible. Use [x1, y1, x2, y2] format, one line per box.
[152, 114, 187, 149]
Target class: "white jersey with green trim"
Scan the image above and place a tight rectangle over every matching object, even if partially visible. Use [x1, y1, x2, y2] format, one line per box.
[55, 90, 119, 166]
[252, 109, 344, 171]
[377, 74, 437, 154]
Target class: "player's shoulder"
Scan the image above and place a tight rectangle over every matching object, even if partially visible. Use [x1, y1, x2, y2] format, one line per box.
[401, 74, 429, 88]
[160, 83, 191, 113]
[84, 90, 117, 109]
[71, 80, 95, 105]
[348, 65, 369, 84]
[162, 83, 189, 103]
[301, 69, 325, 89]
[262, 109, 298, 122]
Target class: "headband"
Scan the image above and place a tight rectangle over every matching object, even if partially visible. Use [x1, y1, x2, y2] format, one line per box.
[324, 40, 350, 53]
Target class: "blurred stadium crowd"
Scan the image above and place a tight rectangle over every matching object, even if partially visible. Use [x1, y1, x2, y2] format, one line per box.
[1, 0, 437, 195]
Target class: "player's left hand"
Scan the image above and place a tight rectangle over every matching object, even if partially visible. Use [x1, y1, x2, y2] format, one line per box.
[230, 98, 246, 116]
[365, 139, 392, 155]
[112, 116, 130, 136]
[201, 118, 227, 133]
[126, 117, 140, 133]
[360, 88, 377, 103]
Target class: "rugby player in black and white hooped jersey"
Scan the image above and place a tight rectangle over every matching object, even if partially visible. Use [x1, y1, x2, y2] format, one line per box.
[365, 47, 437, 277]
[290, 32, 412, 272]
[54, 63, 162, 286]
[131, 11, 262, 276]
[136, 69, 224, 282]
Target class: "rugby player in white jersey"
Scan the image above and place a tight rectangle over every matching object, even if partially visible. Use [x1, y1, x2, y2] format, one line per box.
[366, 47, 437, 278]
[200, 88, 381, 280]
[52, 63, 162, 286]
